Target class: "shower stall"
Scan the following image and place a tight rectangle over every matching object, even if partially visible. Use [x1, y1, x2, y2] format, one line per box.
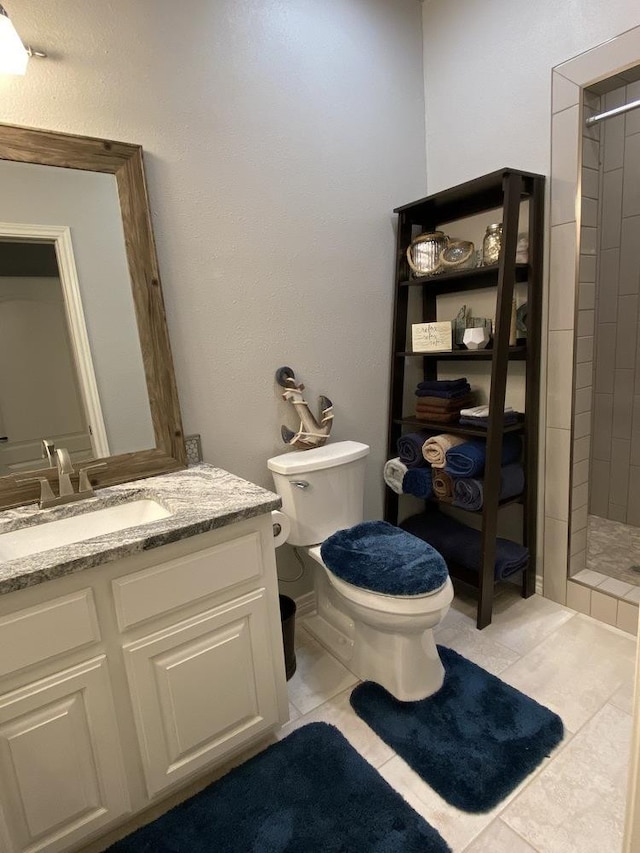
[571, 66, 640, 593]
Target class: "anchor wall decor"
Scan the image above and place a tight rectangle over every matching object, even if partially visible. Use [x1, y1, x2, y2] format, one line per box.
[276, 366, 334, 450]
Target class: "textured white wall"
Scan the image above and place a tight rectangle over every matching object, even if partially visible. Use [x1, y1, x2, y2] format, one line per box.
[421, 0, 640, 191]
[0, 0, 425, 593]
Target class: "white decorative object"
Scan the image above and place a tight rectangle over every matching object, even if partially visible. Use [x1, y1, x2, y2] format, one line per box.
[463, 327, 491, 350]
[412, 321, 453, 352]
[276, 366, 334, 450]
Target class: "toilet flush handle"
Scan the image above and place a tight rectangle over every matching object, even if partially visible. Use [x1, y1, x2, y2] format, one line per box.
[292, 480, 310, 489]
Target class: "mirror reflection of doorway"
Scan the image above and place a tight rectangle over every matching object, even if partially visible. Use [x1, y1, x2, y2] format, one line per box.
[0, 239, 93, 475]
[577, 66, 640, 589]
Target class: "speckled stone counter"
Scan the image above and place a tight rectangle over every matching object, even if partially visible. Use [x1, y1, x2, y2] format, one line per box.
[0, 464, 281, 595]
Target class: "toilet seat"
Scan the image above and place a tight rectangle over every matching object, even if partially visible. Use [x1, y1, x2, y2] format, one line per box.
[306, 545, 452, 616]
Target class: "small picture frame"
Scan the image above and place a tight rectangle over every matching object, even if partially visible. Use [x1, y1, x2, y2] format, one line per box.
[411, 321, 453, 353]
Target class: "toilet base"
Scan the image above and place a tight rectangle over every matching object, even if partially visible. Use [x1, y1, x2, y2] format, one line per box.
[302, 562, 451, 701]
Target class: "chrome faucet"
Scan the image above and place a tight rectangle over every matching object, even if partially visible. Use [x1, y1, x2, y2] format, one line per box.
[42, 439, 55, 467]
[55, 448, 75, 498]
[16, 448, 107, 509]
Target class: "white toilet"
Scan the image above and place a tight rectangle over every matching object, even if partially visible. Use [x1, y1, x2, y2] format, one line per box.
[267, 440, 453, 701]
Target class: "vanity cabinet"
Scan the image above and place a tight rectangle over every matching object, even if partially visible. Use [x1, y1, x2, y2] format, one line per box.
[0, 656, 129, 853]
[0, 510, 287, 853]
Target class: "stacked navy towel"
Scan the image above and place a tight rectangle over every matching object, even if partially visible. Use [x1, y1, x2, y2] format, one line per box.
[401, 510, 529, 580]
[415, 378, 473, 424]
[415, 378, 471, 398]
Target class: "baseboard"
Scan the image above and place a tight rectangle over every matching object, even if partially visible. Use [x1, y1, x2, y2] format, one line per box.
[294, 591, 316, 618]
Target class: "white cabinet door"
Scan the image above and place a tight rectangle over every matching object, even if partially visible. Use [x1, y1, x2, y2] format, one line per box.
[124, 588, 280, 797]
[0, 656, 129, 853]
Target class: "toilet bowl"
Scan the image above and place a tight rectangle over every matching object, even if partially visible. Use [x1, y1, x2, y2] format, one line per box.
[267, 441, 452, 702]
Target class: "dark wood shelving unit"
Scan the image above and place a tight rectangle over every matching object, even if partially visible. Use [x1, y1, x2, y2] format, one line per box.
[385, 168, 544, 629]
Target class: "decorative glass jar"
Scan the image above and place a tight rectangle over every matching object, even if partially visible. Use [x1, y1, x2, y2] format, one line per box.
[482, 223, 503, 265]
[406, 231, 448, 277]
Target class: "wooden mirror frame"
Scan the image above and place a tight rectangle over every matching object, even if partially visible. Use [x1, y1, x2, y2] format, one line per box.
[0, 123, 186, 509]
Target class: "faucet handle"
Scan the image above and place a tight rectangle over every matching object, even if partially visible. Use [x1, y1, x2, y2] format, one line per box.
[41, 439, 55, 466]
[15, 476, 56, 506]
[78, 462, 107, 493]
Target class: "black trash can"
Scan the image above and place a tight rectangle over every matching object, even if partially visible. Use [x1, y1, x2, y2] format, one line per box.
[279, 594, 297, 680]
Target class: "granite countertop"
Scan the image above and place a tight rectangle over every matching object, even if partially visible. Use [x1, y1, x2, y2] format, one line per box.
[0, 464, 281, 595]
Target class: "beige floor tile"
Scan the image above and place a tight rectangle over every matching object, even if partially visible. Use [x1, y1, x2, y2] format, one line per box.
[462, 818, 537, 852]
[376, 754, 499, 852]
[610, 676, 635, 716]
[277, 685, 395, 769]
[499, 614, 635, 733]
[285, 627, 357, 715]
[434, 609, 521, 676]
[287, 702, 300, 722]
[376, 732, 564, 853]
[502, 703, 632, 853]
[479, 593, 576, 656]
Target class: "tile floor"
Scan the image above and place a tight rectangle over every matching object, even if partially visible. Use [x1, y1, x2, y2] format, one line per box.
[278, 584, 638, 852]
[586, 515, 640, 586]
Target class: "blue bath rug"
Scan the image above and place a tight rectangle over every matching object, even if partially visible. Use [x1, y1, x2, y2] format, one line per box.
[350, 646, 564, 813]
[106, 722, 450, 852]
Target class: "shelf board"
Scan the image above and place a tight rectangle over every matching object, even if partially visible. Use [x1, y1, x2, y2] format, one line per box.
[393, 167, 541, 226]
[399, 263, 529, 294]
[396, 346, 526, 361]
[395, 417, 525, 437]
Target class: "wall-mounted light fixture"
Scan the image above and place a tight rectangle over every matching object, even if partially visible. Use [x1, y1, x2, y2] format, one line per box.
[0, 4, 45, 75]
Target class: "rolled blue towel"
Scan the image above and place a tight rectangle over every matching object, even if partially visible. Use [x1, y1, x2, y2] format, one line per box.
[397, 432, 430, 468]
[417, 378, 468, 391]
[403, 467, 434, 500]
[320, 520, 449, 596]
[415, 385, 471, 399]
[400, 510, 529, 580]
[452, 463, 525, 511]
[444, 434, 521, 478]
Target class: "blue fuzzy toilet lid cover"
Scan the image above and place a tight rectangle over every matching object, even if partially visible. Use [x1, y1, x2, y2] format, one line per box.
[320, 520, 449, 596]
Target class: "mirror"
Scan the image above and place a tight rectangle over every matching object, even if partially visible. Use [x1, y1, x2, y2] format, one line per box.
[0, 123, 186, 509]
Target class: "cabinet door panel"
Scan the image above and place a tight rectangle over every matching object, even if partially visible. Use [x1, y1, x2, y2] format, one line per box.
[0, 656, 129, 853]
[124, 589, 279, 797]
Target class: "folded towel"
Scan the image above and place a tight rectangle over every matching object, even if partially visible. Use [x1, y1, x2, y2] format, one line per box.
[397, 432, 430, 468]
[452, 463, 525, 511]
[415, 410, 461, 424]
[415, 385, 471, 399]
[415, 393, 473, 411]
[460, 405, 514, 417]
[458, 414, 519, 428]
[445, 434, 522, 478]
[417, 378, 468, 391]
[383, 457, 408, 495]
[401, 510, 529, 580]
[403, 467, 434, 499]
[422, 433, 466, 468]
[432, 470, 454, 502]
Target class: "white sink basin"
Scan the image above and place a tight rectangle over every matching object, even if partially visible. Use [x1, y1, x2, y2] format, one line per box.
[0, 499, 172, 561]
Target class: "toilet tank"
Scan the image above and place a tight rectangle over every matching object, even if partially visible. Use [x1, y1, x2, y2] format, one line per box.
[267, 441, 369, 546]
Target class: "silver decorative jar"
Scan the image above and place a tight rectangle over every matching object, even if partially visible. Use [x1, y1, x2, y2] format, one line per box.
[482, 223, 503, 265]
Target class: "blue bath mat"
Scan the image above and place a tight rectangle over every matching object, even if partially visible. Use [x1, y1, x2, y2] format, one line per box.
[106, 722, 450, 852]
[350, 646, 564, 813]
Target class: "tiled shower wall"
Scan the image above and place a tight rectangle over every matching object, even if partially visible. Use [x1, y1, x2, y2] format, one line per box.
[569, 91, 600, 576]
[590, 81, 640, 525]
